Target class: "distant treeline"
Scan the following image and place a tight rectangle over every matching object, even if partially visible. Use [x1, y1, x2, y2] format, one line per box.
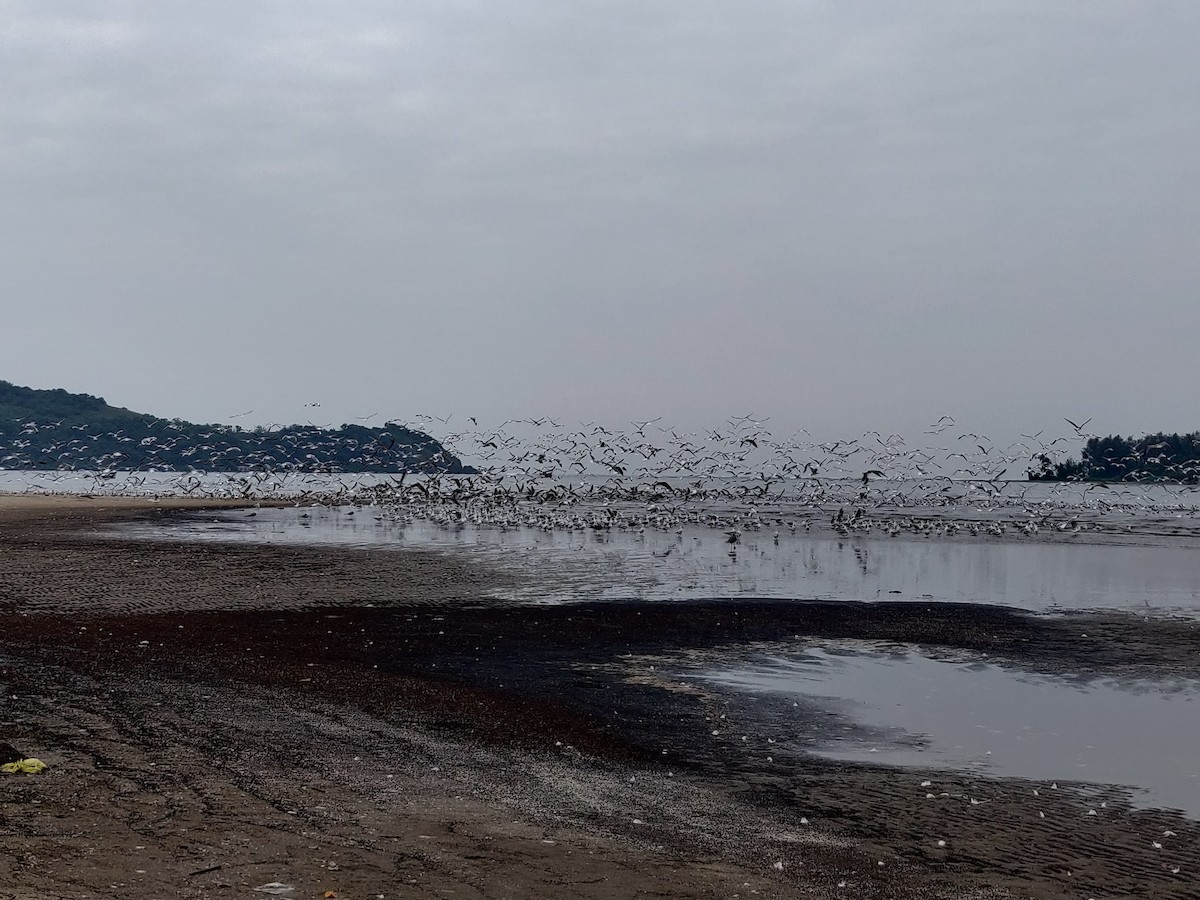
[1028, 432, 1200, 483]
[0, 380, 471, 474]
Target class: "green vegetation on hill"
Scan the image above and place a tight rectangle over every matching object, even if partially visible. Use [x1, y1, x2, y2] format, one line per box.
[1028, 432, 1200, 483]
[0, 380, 471, 474]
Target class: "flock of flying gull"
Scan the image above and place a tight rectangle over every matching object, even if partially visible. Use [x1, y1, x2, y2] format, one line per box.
[7, 412, 1197, 541]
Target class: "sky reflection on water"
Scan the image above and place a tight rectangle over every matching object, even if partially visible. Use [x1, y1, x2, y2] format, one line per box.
[119, 505, 1200, 614]
[701, 643, 1200, 817]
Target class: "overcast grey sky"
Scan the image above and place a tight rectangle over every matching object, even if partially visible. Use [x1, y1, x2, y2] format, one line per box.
[2, 1, 1197, 440]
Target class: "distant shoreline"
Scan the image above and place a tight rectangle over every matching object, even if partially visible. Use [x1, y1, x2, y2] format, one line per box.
[1027, 474, 1200, 484]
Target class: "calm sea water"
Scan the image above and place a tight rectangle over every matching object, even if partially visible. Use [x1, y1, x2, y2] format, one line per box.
[4, 467, 1200, 509]
[698, 642, 1200, 817]
[117, 503, 1200, 614]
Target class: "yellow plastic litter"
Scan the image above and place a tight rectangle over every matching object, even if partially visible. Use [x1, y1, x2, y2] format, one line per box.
[0, 758, 47, 775]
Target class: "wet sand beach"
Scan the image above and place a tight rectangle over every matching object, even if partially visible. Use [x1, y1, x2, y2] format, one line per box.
[1, 496, 1198, 899]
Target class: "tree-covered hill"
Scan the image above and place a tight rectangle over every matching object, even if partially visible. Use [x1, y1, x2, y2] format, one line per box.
[1028, 431, 1200, 483]
[0, 380, 470, 474]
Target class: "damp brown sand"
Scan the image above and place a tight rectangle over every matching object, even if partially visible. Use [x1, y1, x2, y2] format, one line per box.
[1, 496, 1197, 899]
